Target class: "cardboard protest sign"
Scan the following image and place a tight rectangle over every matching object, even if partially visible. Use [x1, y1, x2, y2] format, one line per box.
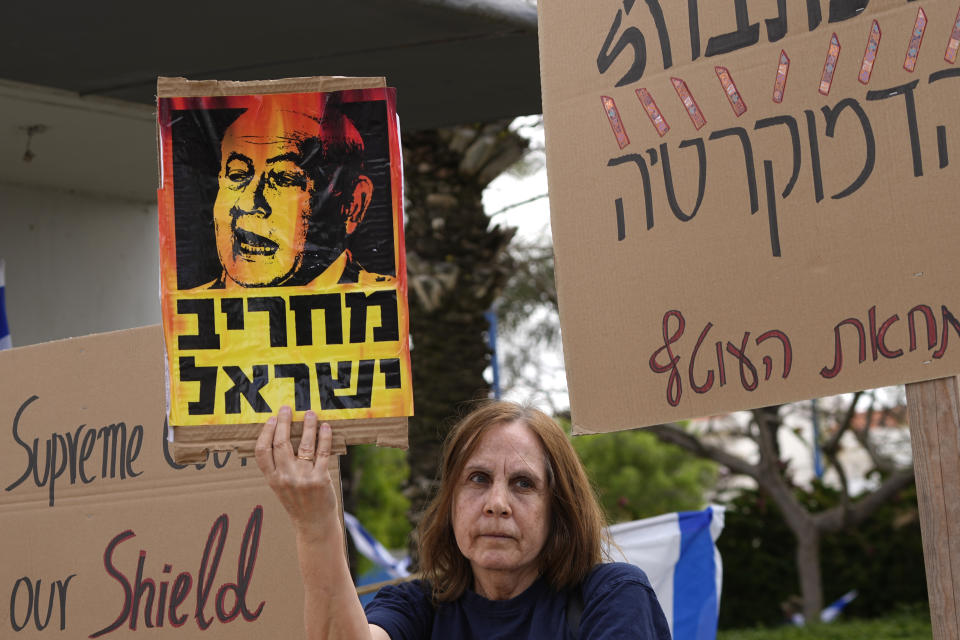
[157, 77, 411, 458]
[539, 1, 960, 433]
[0, 326, 339, 638]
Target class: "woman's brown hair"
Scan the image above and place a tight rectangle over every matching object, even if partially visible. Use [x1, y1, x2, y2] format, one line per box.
[416, 401, 608, 601]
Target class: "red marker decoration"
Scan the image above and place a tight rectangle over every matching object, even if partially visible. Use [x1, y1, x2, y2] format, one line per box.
[773, 50, 790, 103]
[601, 96, 631, 149]
[636, 88, 670, 137]
[859, 20, 882, 85]
[904, 7, 927, 72]
[945, 5, 960, 64]
[715, 66, 747, 117]
[671, 77, 706, 130]
[819, 33, 841, 96]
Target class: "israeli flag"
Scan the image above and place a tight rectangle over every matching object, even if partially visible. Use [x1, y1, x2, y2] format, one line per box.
[344, 512, 410, 579]
[817, 589, 858, 624]
[608, 506, 725, 640]
[0, 260, 10, 351]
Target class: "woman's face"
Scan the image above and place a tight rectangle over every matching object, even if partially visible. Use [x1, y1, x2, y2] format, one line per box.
[451, 421, 551, 588]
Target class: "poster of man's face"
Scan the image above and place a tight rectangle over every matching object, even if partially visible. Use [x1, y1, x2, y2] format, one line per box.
[162, 90, 399, 290]
[157, 86, 411, 428]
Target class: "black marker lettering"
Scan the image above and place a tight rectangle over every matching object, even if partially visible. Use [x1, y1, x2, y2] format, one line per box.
[709, 127, 758, 214]
[755, 116, 801, 198]
[821, 98, 875, 199]
[705, 0, 760, 57]
[597, 10, 647, 87]
[608, 154, 655, 232]
[660, 139, 707, 222]
[866, 81, 922, 177]
[765, 0, 788, 42]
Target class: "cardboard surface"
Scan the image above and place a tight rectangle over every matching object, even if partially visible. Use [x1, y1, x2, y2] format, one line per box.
[156, 76, 410, 451]
[539, 0, 960, 433]
[0, 327, 339, 638]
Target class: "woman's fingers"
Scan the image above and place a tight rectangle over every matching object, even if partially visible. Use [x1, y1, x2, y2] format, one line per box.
[254, 414, 278, 475]
[297, 411, 318, 464]
[272, 406, 296, 468]
[258, 407, 332, 487]
[315, 421, 332, 470]
[255, 408, 338, 535]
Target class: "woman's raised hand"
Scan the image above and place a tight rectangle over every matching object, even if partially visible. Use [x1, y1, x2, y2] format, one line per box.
[254, 406, 338, 537]
[255, 407, 379, 639]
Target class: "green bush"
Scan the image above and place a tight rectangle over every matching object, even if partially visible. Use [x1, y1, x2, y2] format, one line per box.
[717, 481, 927, 628]
[573, 428, 717, 522]
[349, 444, 411, 576]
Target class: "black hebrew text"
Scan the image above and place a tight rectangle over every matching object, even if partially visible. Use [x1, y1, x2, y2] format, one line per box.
[598, 0, 876, 85]
[609, 72, 960, 257]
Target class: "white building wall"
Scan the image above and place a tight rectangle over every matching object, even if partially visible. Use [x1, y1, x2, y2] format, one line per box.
[0, 182, 159, 346]
[0, 79, 159, 346]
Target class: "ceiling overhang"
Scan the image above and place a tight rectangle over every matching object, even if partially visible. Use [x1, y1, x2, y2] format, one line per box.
[2, 0, 542, 131]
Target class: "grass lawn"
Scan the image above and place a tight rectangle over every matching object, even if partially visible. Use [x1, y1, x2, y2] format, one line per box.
[717, 607, 931, 640]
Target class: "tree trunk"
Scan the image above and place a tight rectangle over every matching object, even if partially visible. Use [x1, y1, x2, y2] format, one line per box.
[794, 524, 824, 624]
[400, 123, 526, 567]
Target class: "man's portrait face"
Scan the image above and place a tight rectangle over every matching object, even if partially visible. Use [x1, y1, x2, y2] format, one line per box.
[211, 107, 372, 288]
[167, 93, 397, 291]
[213, 114, 316, 287]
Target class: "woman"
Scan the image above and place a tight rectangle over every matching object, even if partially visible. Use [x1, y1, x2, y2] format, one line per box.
[256, 402, 671, 639]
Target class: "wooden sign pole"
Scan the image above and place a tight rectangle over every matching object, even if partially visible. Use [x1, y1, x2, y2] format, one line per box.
[907, 376, 960, 640]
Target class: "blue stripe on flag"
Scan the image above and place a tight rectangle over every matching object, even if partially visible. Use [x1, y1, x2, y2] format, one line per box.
[0, 260, 10, 351]
[674, 507, 718, 640]
[344, 512, 409, 578]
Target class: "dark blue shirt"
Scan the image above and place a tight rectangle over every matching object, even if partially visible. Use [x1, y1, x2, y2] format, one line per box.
[365, 562, 672, 639]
